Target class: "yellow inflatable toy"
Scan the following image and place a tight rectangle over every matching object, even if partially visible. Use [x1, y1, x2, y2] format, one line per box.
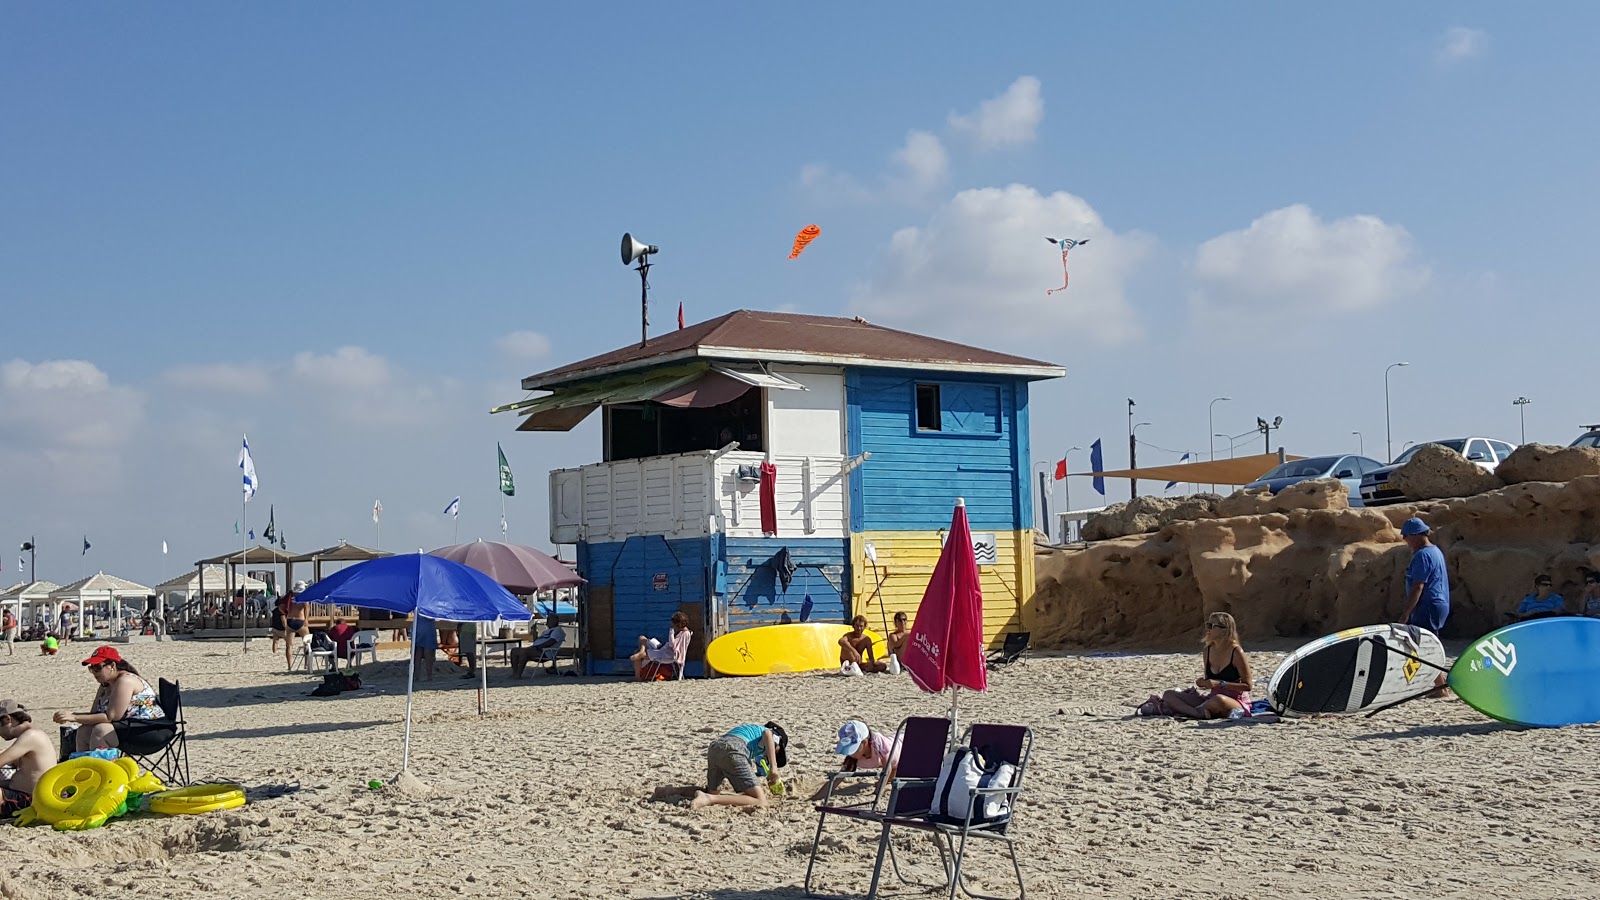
[146, 784, 246, 816]
[17, 756, 165, 831]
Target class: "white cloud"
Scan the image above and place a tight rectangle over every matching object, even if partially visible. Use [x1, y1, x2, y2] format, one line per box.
[853, 184, 1151, 347]
[162, 362, 273, 395]
[891, 130, 949, 193]
[1436, 27, 1487, 64]
[291, 346, 391, 390]
[0, 359, 144, 490]
[495, 330, 552, 360]
[1189, 204, 1430, 320]
[948, 76, 1043, 149]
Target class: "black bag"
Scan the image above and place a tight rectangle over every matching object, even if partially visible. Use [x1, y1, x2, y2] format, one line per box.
[310, 631, 335, 653]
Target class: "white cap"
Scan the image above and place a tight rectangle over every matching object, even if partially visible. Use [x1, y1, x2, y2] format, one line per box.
[835, 719, 868, 755]
[291, 580, 308, 593]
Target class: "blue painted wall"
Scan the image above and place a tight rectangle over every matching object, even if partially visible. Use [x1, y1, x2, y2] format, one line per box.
[722, 537, 850, 631]
[579, 534, 716, 675]
[846, 369, 1032, 532]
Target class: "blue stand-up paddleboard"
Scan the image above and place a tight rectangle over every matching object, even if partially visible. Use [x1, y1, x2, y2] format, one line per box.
[1449, 617, 1600, 727]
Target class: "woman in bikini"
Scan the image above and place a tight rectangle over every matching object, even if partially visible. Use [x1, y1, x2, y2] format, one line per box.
[1139, 612, 1253, 719]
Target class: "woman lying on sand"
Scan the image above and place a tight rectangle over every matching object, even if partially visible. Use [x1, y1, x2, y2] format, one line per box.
[1135, 612, 1254, 719]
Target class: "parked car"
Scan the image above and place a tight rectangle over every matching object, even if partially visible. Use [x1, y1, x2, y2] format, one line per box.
[1244, 454, 1385, 506]
[1571, 426, 1600, 448]
[1359, 437, 1517, 505]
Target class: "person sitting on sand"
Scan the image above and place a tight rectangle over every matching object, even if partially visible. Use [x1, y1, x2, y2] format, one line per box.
[1580, 572, 1600, 619]
[39, 634, 58, 656]
[834, 719, 901, 780]
[630, 611, 691, 680]
[1136, 612, 1253, 719]
[53, 647, 171, 752]
[691, 721, 788, 810]
[838, 615, 886, 675]
[885, 611, 909, 674]
[1510, 574, 1567, 621]
[510, 613, 565, 678]
[0, 699, 53, 819]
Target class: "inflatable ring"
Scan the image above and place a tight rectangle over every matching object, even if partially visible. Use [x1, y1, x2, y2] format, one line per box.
[21, 756, 131, 831]
[147, 783, 246, 816]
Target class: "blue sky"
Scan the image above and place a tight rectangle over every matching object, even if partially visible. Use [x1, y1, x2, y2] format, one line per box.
[4, 4, 1596, 585]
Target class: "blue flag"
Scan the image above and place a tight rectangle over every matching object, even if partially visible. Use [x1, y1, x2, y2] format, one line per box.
[1165, 452, 1192, 491]
[1090, 439, 1105, 496]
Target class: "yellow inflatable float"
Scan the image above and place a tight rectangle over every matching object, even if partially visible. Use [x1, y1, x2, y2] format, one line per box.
[146, 784, 246, 816]
[17, 756, 165, 831]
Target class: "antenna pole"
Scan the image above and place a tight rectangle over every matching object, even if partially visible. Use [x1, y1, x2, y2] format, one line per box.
[638, 257, 651, 347]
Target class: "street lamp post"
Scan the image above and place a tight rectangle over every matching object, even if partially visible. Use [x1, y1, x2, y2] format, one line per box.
[1208, 396, 1232, 493]
[1061, 446, 1082, 524]
[1257, 416, 1282, 455]
[1127, 399, 1137, 498]
[1385, 362, 1410, 462]
[1513, 397, 1531, 444]
[1132, 422, 1151, 498]
[19, 539, 35, 584]
[1214, 433, 1233, 460]
[1352, 431, 1364, 457]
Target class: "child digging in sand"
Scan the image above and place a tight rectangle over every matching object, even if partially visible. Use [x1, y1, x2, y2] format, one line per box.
[691, 722, 788, 810]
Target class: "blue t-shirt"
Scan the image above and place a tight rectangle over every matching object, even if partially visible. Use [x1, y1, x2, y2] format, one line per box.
[726, 724, 766, 763]
[1517, 592, 1565, 615]
[1405, 544, 1450, 611]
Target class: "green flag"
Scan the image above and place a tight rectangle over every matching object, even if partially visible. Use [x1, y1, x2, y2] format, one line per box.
[498, 443, 515, 497]
[263, 505, 276, 543]
[234, 520, 239, 535]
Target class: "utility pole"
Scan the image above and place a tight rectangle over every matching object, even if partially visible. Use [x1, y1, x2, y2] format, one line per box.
[1513, 397, 1531, 444]
[1128, 399, 1137, 498]
[19, 539, 35, 583]
[1257, 416, 1282, 454]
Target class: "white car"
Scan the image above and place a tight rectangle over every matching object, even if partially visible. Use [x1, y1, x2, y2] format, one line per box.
[1358, 437, 1517, 506]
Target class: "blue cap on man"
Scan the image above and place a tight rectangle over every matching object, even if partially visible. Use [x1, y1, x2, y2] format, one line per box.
[1401, 517, 1430, 536]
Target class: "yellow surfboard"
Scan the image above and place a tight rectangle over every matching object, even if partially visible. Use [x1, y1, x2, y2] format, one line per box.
[705, 623, 885, 677]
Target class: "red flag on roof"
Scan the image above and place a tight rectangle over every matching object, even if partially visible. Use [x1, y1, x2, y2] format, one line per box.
[677, 302, 685, 330]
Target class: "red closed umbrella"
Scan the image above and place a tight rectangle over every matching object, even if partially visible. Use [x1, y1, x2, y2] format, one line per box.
[903, 498, 988, 746]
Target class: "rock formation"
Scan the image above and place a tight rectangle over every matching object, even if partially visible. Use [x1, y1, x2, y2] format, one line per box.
[1080, 494, 1220, 542]
[1496, 443, 1600, 484]
[1388, 443, 1504, 501]
[1030, 476, 1600, 649]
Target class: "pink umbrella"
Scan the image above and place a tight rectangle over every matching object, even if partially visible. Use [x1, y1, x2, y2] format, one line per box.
[903, 497, 988, 747]
[427, 540, 583, 595]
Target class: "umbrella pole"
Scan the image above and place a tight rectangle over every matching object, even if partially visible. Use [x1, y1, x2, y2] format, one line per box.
[401, 612, 418, 772]
[478, 620, 487, 717]
[949, 686, 959, 752]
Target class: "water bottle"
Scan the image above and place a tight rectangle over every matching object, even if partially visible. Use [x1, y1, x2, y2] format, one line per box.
[1228, 708, 1246, 720]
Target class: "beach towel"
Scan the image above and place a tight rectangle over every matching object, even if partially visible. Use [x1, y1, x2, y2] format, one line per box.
[759, 462, 778, 535]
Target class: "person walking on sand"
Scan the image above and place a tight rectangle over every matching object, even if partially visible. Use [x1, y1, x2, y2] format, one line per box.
[279, 582, 311, 673]
[691, 721, 788, 810]
[413, 615, 439, 682]
[1397, 517, 1450, 693]
[2, 609, 15, 656]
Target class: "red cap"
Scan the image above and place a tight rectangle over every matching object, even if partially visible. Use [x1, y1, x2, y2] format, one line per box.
[82, 645, 122, 667]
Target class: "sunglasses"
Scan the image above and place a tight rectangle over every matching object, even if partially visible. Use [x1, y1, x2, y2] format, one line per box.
[1205, 622, 1227, 630]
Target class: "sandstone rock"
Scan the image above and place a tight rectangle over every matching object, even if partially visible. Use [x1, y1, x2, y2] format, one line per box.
[1215, 479, 1351, 517]
[1080, 494, 1219, 542]
[1496, 443, 1600, 484]
[1028, 475, 1600, 648]
[1388, 443, 1504, 501]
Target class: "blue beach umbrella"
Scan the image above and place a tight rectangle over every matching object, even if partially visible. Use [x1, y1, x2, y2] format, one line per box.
[299, 553, 532, 774]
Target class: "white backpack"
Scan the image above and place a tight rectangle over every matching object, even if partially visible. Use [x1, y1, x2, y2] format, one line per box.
[930, 746, 1016, 825]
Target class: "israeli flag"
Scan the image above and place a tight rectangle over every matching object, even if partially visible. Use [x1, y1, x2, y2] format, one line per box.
[239, 434, 258, 502]
[443, 496, 461, 519]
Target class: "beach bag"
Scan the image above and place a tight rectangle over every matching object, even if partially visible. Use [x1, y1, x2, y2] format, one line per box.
[930, 746, 1016, 825]
[311, 632, 335, 653]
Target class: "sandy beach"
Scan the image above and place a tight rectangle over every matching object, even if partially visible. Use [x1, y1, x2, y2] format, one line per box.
[2, 638, 1598, 900]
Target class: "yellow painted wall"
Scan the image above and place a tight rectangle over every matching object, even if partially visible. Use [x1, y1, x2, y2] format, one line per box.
[851, 529, 1034, 649]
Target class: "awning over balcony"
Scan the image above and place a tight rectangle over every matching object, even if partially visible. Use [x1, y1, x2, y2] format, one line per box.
[497, 363, 806, 432]
[1068, 452, 1305, 487]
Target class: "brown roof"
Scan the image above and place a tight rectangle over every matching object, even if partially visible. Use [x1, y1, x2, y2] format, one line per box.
[521, 310, 1064, 390]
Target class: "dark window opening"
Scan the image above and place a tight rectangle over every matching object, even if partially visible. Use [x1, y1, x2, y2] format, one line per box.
[606, 388, 764, 462]
[916, 384, 941, 431]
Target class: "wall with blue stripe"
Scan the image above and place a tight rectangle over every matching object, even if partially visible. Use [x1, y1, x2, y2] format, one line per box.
[846, 369, 1032, 532]
[578, 534, 715, 675]
[721, 537, 850, 631]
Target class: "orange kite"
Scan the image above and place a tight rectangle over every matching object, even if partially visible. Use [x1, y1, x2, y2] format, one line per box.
[788, 224, 821, 259]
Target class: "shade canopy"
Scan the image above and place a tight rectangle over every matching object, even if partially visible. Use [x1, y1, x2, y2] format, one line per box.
[427, 541, 584, 595]
[288, 541, 392, 564]
[152, 565, 267, 596]
[49, 572, 153, 600]
[297, 553, 532, 622]
[0, 581, 60, 603]
[1069, 452, 1305, 487]
[495, 362, 809, 432]
[194, 545, 299, 565]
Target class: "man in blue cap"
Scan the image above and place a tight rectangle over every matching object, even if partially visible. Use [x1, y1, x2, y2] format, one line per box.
[1398, 517, 1450, 635]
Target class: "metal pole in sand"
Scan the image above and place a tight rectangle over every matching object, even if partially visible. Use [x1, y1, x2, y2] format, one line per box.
[401, 609, 419, 772]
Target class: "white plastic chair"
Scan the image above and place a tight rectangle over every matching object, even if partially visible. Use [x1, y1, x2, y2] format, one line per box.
[347, 630, 379, 667]
[303, 637, 335, 674]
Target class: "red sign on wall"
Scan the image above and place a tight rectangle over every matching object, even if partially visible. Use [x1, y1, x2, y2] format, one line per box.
[653, 573, 669, 591]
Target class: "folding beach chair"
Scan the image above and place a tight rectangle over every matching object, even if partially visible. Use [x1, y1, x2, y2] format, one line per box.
[805, 716, 951, 897]
[119, 678, 191, 787]
[985, 633, 1030, 671]
[640, 628, 693, 682]
[865, 723, 1033, 900]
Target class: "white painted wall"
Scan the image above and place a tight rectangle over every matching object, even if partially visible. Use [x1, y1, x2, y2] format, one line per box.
[766, 366, 845, 457]
[716, 450, 848, 539]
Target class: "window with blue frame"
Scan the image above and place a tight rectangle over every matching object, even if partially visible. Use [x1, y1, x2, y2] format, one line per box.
[913, 382, 1001, 436]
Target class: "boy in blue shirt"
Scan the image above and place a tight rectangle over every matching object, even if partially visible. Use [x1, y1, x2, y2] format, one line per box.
[691, 721, 788, 810]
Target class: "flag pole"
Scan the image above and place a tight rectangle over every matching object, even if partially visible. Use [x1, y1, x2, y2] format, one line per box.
[241, 490, 248, 653]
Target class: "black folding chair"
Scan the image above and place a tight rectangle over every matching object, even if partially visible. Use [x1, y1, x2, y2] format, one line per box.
[805, 716, 952, 897]
[119, 678, 190, 787]
[866, 723, 1033, 900]
[986, 633, 1030, 670]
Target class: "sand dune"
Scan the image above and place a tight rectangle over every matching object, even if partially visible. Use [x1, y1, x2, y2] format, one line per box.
[2, 639, 1597, 899]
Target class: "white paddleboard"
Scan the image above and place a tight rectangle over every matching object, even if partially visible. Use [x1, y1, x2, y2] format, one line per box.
[1268, 623, 1446, 716]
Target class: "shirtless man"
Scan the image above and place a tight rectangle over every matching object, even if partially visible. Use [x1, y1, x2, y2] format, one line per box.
[885, 611, 910, 667]
[838, 615, 886, 674]
[0, 700, 54, 819]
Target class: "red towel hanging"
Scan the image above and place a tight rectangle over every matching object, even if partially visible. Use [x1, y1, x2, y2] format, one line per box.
[759, 461, 778, 536]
